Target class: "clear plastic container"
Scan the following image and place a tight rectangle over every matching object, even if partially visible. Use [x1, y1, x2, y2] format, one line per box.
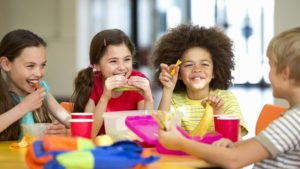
[21, 123, 51, 139]
[102, 110, 150, 141]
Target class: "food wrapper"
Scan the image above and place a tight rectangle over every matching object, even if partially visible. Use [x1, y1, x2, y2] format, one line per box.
[9, 135, 34, 149]
[170, 59, 182, 76]
[152, 111, 182, 131]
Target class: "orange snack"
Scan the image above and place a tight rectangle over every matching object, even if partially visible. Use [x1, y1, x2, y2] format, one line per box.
[34, 82, 42, 90]
[9, 135, 33, 149]
[170, 59, 182, 76]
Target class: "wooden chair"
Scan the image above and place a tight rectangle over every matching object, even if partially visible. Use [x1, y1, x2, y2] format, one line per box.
[60, 101, 74, 113]
[255, 104, 287, 135]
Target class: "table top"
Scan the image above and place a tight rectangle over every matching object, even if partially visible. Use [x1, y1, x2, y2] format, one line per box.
[0, 141, 215, 169]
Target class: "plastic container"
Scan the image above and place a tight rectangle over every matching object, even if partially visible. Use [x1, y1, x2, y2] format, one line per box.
[102, 110, 150, 141]
[21, 123, 51, 139]
[125, 115, 223, 155]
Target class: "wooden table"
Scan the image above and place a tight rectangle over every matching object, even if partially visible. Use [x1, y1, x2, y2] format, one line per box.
[0, 141, 28, 168]
[0, 141, 216, 169]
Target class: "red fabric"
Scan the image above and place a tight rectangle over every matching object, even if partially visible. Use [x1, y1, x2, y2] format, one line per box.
[90, 70, 149, 134]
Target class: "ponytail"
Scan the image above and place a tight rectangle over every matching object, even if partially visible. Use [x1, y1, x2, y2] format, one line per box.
[72, 68, 94, 112]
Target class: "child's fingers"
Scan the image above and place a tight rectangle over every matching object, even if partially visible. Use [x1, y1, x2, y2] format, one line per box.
[160, 63, 170, 72]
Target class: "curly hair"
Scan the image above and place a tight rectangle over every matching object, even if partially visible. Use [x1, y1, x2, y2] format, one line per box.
[152, 24, 235, 92]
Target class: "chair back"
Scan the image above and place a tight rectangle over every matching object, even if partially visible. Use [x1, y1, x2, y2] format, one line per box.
[60, 102, 74, 113]
[255, 104, 287, 135]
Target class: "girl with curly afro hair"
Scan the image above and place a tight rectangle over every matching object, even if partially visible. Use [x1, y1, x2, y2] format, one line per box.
[152, 24, 248, 137]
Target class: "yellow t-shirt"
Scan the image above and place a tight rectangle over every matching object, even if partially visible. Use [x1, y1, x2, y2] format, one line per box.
[170, 89, 248, 136]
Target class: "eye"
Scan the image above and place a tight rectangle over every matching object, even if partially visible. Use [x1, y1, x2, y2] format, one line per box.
[42, 63, 47, 68]
[124, 56, 132, 62]
[27, 64, 34, 68]
[183, 63, 193, 67]
[109, 60, 117, 63]
[202, 63, 209, 67]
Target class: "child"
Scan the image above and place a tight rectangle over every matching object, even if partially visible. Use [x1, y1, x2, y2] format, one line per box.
[72, 29, 153, 138]
[158, 27, 300, 168]
[152, 24, 248, 136]
[0, 29, 70, 141]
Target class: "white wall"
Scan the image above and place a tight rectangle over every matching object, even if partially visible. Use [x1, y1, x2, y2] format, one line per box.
[0, 0, 76, 97]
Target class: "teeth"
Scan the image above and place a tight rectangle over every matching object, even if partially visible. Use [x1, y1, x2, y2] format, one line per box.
[114, 73, 126, 77]
[194, 77, 201, 80]
[27, 80, 39, 87]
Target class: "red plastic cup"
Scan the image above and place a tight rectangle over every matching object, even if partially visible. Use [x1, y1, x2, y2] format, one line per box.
[215, 116, 240, 142]
[71, 112, 93, 119]
[213, 114, 234, 132]
[69, 119, 93, 139]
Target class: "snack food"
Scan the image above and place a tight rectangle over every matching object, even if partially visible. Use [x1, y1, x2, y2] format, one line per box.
[170, 59, 182, 76]
[113, 85, 140, 92]
[34, 82, 42, 90]
[190, 101, 214, 137]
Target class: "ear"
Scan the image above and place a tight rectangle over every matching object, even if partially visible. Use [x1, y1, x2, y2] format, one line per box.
[0, 57, 11, 71]
[94, 64, 101, 72]
[282, 66, 291, 80]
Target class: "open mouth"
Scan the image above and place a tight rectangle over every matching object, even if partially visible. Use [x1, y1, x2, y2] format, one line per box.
[113, 73, 127, 77]
[191, 76, 205, 80]
[27, 80, 39, 88]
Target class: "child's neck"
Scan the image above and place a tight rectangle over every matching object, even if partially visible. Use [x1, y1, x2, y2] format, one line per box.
[287, 86, 300, 107]
[186, 88, 210, 100]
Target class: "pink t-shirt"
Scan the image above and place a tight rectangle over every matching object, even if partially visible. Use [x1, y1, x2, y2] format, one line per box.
[90, 70, 149, 134]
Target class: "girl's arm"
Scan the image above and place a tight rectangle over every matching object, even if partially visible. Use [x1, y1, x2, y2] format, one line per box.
[158, 63, 179, 111]
[0, 89, 45, 132]
[90, 97, 108, 139]
[47, 93, 71, 127]
[159, 126, 269, 169]
[0, 104, 29, 133]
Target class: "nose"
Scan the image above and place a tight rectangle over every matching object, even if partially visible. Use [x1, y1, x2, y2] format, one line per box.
[192, 64, 203, 72]
[33, 66, 44, 77]
[117, 61, 126, 71]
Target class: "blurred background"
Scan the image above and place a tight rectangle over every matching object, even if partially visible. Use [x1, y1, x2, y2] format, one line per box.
[1, 0, 299, 148]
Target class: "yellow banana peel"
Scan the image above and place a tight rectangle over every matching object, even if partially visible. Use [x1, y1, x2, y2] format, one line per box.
[190, 102, 213, 137]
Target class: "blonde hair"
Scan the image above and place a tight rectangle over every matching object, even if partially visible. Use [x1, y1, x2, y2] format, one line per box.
[267, 27, 300, 85]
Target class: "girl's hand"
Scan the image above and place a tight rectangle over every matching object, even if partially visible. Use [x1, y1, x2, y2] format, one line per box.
[158, 125, 185, 150]
[203, 94, 224, 115]
[212, 138, 234, 148]
[127, 76, 152, 98]
[103, 75, 127, 99]
[44, 121, 67, 136]
[19, 88, 45, 113]
[159, 63, 179, 91]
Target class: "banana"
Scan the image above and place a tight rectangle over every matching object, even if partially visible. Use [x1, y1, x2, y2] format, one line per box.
[190, 102, 214, 137]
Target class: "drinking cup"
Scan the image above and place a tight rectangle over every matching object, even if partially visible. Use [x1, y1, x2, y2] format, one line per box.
[71, 112, 93, 119]
[69, 119, 93, 139]
[215, 116, 240, 142]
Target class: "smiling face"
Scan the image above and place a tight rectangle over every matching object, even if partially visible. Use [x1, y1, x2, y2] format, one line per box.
[180, 47, 214, 92]
[96, 43, 133, 80]
[4, 46, 46, 96]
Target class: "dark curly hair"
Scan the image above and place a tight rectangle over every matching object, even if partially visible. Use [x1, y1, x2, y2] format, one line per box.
[152, 24, 235, 92]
